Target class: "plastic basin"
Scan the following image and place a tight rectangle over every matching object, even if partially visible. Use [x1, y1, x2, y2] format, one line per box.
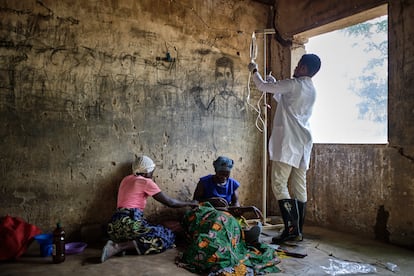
[65, 242, 87, 255]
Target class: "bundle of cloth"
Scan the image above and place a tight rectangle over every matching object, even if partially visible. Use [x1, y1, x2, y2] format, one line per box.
[177, 202, 280, 275]
[0, 215, 41, 260]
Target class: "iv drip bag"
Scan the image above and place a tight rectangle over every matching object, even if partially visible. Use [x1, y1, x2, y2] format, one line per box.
[250, 32, 257, 62]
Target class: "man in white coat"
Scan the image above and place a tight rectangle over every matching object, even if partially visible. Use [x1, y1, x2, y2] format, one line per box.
[248, 54, 321, 244]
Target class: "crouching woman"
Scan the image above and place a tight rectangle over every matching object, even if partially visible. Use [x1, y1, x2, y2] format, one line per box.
[101, 155, 198, 262]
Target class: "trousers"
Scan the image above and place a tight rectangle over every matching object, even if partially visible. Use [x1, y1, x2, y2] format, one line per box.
[271, 161, 307, 202]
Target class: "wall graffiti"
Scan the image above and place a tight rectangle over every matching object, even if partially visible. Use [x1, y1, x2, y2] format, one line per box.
[186, 55, 248, 151]
[0, 0, 267, 234]
[0, 0, 248, 151]
[190, 56, 246, 119]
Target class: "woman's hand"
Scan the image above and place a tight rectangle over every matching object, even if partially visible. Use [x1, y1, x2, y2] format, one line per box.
[188, 200, 199, 208]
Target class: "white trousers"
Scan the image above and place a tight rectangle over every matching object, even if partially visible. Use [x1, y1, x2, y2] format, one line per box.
[271, 161, 307, 202]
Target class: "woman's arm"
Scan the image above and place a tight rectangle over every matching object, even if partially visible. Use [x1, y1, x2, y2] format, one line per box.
[231, 189, 240, 207]
[153, 191, 198, 208]
[193, 181, 205, 202]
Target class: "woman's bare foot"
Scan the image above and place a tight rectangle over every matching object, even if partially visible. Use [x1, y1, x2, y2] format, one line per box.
[101, 240, 120, 263]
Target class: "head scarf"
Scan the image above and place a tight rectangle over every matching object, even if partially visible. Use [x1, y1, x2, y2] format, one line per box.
[132, 155, 156, 174]
[213, 156, 234, 172]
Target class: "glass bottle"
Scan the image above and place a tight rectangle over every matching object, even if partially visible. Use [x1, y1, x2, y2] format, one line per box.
[52, 222, 65, 263]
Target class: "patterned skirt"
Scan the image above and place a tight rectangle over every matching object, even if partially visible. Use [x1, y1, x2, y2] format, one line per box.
[106, 208, 175, 255]
[180, 202, 280, 274]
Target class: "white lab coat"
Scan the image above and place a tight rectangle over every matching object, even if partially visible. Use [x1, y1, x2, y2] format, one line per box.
[252, 72, 316, 170]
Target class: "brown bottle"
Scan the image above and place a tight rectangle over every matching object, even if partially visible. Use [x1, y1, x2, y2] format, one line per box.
[52, 222, 65, 263]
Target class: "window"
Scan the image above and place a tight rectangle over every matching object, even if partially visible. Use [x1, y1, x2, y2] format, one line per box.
[305, 15, 388, 144]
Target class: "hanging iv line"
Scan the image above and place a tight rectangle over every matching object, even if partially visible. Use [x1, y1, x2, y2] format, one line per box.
[246, 28, 281, 230]
[247, 32, 265, 132]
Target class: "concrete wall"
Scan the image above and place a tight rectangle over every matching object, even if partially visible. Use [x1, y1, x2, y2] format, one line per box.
[1, 0, 413, 249]
[272, 0, 414, 248]
[0, 0, 273, 237]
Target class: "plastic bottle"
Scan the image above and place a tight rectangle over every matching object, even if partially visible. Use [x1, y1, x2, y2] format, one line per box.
[52, 222, 65, 263]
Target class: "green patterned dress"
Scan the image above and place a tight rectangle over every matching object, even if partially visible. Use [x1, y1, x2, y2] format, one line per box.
[180, 202, 280, 275]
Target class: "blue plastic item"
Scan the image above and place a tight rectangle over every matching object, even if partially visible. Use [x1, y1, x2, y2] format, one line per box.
[34, 233, 53, 257]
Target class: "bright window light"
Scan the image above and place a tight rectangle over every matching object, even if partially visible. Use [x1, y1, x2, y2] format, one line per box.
[306, 15, 388, 144]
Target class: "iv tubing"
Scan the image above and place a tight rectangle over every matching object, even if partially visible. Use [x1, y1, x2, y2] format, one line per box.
[247, 29, 276, 226]
[247, 32, 266, 132]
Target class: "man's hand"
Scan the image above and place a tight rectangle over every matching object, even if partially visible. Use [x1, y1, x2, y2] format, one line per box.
[266, 74, 276, 83]
[248, 62, 258, 73]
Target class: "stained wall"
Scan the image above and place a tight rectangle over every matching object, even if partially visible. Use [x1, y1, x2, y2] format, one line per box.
[0, 0, 272, 237]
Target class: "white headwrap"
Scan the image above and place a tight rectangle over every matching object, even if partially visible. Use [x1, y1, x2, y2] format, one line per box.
[132, 155, 156, 174]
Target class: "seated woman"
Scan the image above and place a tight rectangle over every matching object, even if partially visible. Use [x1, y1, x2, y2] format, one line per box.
[193, 156, 240, 207]
[178, 202, 280, 275]
[193, 156, 262, 244]
[101, 155, 198, 263]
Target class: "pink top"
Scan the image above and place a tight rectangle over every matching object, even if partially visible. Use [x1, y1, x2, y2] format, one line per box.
[117, 175, 161, 210]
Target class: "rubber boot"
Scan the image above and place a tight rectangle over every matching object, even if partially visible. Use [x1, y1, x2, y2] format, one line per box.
[297, 201, 306, 241]
[272, 199, 301, 244]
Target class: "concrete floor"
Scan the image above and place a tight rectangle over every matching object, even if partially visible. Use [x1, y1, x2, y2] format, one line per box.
[1, 225, 413, 276]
